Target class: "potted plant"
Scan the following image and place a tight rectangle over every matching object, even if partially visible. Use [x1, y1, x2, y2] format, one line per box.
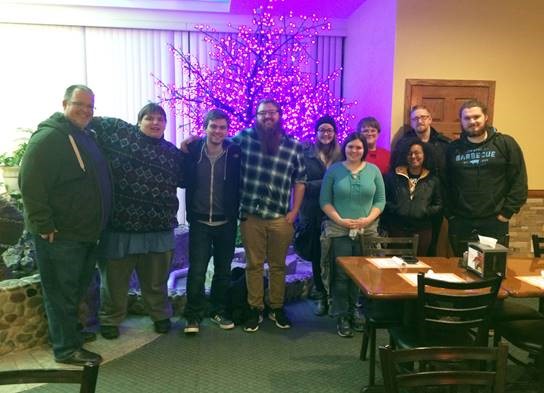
[0, 128, 32, 195]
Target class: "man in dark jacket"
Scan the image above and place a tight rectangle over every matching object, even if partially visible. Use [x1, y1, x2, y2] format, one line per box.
[446, 99, 528, 256]
[392, 105, 450, 255]
[18, 85, 112, 365]
[182, 109, 241, 334]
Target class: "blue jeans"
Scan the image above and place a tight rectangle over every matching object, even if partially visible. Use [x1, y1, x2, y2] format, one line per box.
[33, 236, 98, 359]
[184, 220, 237, 321]
[448, 215, 509, 257]
[330, 236, 362, 318]
[331, 222, 379, 318]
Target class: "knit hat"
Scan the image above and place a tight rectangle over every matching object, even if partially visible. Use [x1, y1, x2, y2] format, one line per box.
[315, 115, 337, 133]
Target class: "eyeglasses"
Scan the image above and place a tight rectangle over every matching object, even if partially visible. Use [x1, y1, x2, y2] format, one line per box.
[361, 128, 378, 134]
[257, 110, 279, 117]
[318, 128, 335, 134]
[411, 115, 430, 122]
[69, 101, 95, 111]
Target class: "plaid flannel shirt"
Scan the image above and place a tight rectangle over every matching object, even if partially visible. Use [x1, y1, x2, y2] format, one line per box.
[233, 128, 307, 219]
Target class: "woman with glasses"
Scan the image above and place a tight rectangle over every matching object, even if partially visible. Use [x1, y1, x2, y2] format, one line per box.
[320, 132, 385, 337]
[382, 138, 442, 256]
[295, 116, 342, 316]
[358, 117, 390, 175]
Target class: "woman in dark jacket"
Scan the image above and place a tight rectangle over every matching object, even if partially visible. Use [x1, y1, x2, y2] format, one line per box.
[295, 115, 342, 316]
[382, 138, 442, 256]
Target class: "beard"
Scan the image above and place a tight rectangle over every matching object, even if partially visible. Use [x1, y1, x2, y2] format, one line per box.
[255, 120, 284, 155]
[464, 124, 487, 138]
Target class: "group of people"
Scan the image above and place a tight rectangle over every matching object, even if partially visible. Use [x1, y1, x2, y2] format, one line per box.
[17, 83, 527, 366]
[18, 86, 305, 365]
[296, 101, 527, 337]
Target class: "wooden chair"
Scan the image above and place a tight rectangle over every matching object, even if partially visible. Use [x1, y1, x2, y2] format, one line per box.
[494, 318, 544, 390]
[379, 343, 508, 393]
[390, 272, 503, 350]
[359, 235, 419, 388]
[0, 363, 99, 393]
[532, 233, 544, 258]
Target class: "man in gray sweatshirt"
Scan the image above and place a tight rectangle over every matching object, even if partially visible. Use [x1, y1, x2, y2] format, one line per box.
[182, 109, 241, 334]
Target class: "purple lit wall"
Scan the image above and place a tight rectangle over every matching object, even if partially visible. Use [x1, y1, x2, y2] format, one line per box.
[344, 0, 397, 149]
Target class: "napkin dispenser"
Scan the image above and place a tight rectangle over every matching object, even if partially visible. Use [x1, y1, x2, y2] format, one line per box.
[466, 241, 508, 278]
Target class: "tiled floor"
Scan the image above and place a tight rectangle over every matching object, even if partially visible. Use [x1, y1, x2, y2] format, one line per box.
[0, 315, 159, 392]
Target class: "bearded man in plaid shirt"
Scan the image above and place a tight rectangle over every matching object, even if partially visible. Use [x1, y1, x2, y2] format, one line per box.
[233, 99, 307, 332]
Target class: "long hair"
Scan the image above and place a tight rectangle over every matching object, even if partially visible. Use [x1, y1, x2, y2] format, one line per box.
[314, 115, 341, 164]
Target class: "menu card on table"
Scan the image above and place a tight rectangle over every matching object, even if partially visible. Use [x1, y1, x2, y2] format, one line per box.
[516, 275, 544, 289]
[398, 272, 466, 287]
[367, 257, 430, 269]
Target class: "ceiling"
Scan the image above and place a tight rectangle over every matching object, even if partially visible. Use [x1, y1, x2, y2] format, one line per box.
[229, 0, 367, 19]
[11, 0, 367, 19]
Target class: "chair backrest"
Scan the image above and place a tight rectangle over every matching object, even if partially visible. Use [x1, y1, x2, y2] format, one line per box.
[532, 234, 544, 258]
[0, 363, 99, 393]
[379, 343, 508, 393]
[416, 272, 503, 346]
[362, 235, 419, 257]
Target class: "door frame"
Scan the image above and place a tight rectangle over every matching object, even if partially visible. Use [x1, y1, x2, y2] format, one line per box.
[404, 78, 496, 125]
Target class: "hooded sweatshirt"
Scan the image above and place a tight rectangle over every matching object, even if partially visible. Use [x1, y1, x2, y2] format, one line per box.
[445, 127, 527, 220]
[19, 112, 111, 242]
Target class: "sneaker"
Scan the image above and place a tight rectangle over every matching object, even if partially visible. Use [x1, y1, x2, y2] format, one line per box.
[337, 316, 354, 338]
[210, 314, 235, 330]
[243, 308, 263, 333]
[269, 307, 292, 329]
[184, 320, 200, 334]
[100, 325, 120, 340]
[154, 319, 172, 334]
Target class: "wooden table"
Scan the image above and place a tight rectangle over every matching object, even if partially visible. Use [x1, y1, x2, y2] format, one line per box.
[336, 256, 517, 300]
[337, 256, 543, 393]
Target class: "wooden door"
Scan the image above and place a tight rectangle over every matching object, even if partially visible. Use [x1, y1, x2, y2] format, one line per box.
[404, 79, 496, 140]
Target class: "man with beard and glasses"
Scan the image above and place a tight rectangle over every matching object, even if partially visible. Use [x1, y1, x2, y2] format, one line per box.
[233, 99, 307, 333]
[445, 99, 527, 256]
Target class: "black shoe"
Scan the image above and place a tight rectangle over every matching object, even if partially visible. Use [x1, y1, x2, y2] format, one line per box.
[269, 307, 292, 329]
[154, 319, 172, 334]
[100, 325, 120, 340]
[314, 299, 328, 316]
[244, 308, 263, 333]
[184, 319, 200, 334]
[55, 348, 103, 366]
[337, 316, 354, 338]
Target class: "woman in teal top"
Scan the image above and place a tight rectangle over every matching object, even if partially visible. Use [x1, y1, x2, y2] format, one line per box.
[320, 132, 385, 337]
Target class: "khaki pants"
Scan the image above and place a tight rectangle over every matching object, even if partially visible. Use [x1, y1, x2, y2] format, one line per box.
[240, 214, 294, 310]
[99, 251, 172, 326]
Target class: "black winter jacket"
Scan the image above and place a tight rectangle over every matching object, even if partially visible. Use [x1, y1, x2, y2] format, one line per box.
[183, 138, 241, 223]
[297, 144, 341, 229]
[393, 127, 450, 179]
[382, 167, 443, 231]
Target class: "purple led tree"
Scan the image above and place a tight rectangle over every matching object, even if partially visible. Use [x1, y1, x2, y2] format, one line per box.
[157, 0, 355, 141]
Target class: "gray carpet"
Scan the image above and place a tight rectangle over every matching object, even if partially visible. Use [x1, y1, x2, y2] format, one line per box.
[26, 298, 541, 393]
